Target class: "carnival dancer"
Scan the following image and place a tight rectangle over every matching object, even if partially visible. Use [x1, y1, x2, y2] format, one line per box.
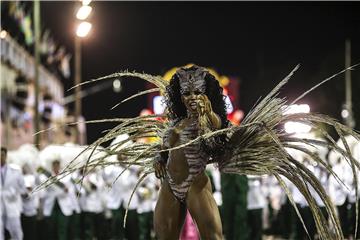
[153, 66, 226, 239]
[53, 64, 360, 240]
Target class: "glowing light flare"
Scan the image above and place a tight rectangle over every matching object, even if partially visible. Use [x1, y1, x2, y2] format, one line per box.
[285, 122, 312, 134]
[283, 104, 310, 115]
[233, 109, 244, 121]
[223, 88, 228, 95]
[0, 30, 7, 39]
[140, 109, 153, 116]
[224, 95, 234, 114]
[113, 79, 122, 92]
[76, 21, 92, 37]
[76, 5, 92, 20]
[82, 0, 92, 6]
[228, 109, 244, 125]
[283, 104, 311, 134]
[153, 96, 166, 114]
[341, 109, 349, 118]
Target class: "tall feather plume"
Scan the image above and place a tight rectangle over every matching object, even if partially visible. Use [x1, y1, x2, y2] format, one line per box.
[38, 65, 360, 239]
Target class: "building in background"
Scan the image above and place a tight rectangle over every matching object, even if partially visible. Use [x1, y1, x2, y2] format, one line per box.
[0, 1, 80, 149]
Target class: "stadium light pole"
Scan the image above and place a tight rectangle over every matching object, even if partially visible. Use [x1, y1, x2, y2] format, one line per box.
[34, 0, 41, 148]
[344, 39, 354, 128]
[74, 2, 92, 144]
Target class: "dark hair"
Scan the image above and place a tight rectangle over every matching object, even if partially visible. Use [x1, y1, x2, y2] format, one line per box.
[165, 66, 229, 129]
[1, 147, 7, 154]
[52, 160, 61, 165]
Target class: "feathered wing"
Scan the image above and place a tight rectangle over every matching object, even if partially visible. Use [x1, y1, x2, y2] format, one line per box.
[42, 72, 170, 223]
[99, 66, 360, 237]
[215, 66, 360, 239]
[35, 72, 169, 194]
[38, 66, 360, 238]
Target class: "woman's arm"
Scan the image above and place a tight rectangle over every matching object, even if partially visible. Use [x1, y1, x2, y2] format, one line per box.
[198, 95, 221, 130]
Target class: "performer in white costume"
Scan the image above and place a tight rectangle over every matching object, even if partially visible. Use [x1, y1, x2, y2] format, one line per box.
[247, 175, 266, 240]
[329, 135, 360, 238]
[1, 147, 27, 240]
[39, 158, 74, 240]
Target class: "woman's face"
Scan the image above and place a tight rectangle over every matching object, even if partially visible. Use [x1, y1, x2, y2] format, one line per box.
[177, 68, 207, 114]
[181, 88, 205, 113]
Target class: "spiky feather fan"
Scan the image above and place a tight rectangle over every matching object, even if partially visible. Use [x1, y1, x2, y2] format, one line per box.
[39, 64, 360, 239]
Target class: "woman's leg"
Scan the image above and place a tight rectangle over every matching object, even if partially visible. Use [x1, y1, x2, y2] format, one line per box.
[154, 181, 186, 240]
[186, 173, 223, 240]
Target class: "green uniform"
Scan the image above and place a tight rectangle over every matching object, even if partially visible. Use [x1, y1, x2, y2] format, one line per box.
[44, 201, 70, 240]
[221, 174, 248, 240]
[247, 208, 263, 240]
[290, 204, 316, 240]
[138, 211, 153, 240]
[124, 209, 139, 240]
[81, 212, 106, 240]
[276, 198, 293, 238]
[69, 212, 81, 240]
[21, 215, 37, 240]
[111, 206, 126, 240]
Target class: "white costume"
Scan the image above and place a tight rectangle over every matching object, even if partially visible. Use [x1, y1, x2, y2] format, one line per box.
[79, 171, 105, 213]
[206, 164, 222, 206]
[103, 165, 126, 211]
[328, 162, 348, 206]
[40, 174, 74, 217]
[328, 136, 360, 205]
[137, 174, 158, 214]
[22, 174, 40, 217]
[103, 165, 140, 212]
[121, 166, 140, 210]
[247, 175, 266, 210]
[0, 164, 26, 240]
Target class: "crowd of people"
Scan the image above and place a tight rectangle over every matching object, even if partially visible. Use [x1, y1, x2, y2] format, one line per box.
[1, 132, 359, 240]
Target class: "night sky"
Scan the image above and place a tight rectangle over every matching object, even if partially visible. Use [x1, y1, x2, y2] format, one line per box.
[41, 1, 360, 144]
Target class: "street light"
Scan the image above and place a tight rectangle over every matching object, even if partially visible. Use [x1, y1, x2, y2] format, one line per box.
[76, 5, 92, 20]
[283, 104, 312, 134]
[74, 1, 92, 144]
[76, 21, 92, 37]
[82, 0, 92, 6]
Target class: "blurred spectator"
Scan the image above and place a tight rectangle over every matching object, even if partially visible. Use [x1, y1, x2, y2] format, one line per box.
[329, 135, 359, 238]
[137, 172, 158, 240]
[79, 167, 106, 240]
[103, 164, 127, 240]
[1, 146, 26, 240]
[221, 174, 248, 240]
[247, 175, 266, 240]
[21, 164, 40, 240]
[39, 160, 74, 240]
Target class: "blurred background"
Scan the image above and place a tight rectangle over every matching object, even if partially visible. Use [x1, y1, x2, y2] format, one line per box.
[1, 2, 360, 240]
[1, 1, 359, 147]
